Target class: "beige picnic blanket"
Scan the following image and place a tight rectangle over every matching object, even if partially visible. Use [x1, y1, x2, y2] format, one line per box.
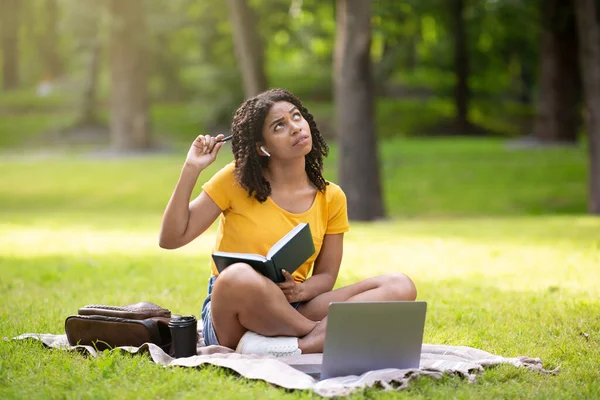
[12, 331, 558, 397]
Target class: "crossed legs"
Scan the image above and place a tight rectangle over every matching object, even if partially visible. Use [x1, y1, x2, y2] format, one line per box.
[209, 263, 417, 353]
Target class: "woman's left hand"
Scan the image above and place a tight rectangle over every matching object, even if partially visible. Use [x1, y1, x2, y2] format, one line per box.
[278, 270, 304, 303]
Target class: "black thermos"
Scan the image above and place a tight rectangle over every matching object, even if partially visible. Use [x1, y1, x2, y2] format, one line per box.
[168, 315, 197, 358]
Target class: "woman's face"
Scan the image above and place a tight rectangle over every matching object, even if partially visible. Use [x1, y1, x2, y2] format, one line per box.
[259, 101, 312, 160]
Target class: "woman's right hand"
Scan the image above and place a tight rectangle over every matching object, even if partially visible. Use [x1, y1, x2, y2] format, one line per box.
[185, 134, 225, 171]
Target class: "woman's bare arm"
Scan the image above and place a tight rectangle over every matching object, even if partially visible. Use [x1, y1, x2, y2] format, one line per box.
[159, 169, 222, 249]
[159, 134, 225, 249]
[300, 233, 343, 299]
[279, 233, 344, 302]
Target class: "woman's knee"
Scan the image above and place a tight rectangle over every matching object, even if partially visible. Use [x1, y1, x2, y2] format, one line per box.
[382, 272, 417, 301]
[212, 263, 265, 299]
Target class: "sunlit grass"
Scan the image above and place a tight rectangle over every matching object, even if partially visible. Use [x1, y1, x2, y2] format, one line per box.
[1, 138, 599, 398]
[1, 213, 599, 398]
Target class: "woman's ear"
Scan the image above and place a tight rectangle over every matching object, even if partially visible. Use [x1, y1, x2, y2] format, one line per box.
[256, 143, 271, 157]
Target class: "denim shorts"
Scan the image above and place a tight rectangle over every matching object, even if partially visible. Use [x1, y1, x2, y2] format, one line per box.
[201, 275, 303, 347]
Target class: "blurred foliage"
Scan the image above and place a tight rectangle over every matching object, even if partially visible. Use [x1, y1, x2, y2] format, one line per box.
[0, 0, 545, 144]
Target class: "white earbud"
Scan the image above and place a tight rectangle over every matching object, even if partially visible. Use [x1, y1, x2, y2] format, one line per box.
[260, 146, 271, 157]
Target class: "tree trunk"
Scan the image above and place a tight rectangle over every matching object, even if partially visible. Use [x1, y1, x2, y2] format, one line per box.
[453, 0, 470, 133]
[406, 34, 418, 72]
[574, 0, 600, 214]
[533, 0, 580, 143]
[225, 0, 268, 98]
[71, 0, 102, 128]
[78, 40, 101, 126]
[519, 60, 534, 105]
[1, 0, 20, 91]
[109, 0, 150, 151]
[40, 0, 63, 79]
[334, 0, 385, 221]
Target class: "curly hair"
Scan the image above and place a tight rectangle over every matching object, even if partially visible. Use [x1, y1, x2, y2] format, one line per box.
[230, 88, 329, 202]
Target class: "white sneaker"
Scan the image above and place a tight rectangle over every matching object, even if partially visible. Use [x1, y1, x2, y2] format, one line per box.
[236, 331, 302, 357]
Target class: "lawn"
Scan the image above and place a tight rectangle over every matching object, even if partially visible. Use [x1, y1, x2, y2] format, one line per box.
[1, 138, 599, 399]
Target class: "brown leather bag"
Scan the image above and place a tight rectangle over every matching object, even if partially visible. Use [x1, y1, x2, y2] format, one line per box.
[64, 302, 174, 352]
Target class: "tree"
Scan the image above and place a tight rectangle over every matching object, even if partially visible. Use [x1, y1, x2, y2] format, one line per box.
[225, 0, 268, 98]
[109, 0, 150, 151]
[68, 0, 104, 128]
[39, 0, 63, 80]
[144, 0, 196, 102]
[0, 0, 21, 90]
[77, 38, 102, 127]
[574, 0, 600, 213]
[533, 0, 580, 143]
[452, 0, 471, 133]
[371, 1, 421, 94]
[334, 0, 384, 221]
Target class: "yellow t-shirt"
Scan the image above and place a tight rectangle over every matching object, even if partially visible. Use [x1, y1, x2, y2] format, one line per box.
[202, 162, 350, 283]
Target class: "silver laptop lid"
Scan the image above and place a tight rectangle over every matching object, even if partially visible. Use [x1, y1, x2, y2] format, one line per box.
[321, 301, 427, 380]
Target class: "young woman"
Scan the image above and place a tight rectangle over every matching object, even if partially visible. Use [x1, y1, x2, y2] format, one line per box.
[159, 89, 417, 356]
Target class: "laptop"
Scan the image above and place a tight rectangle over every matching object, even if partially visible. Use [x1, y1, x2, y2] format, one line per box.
[283, 301, 427, 380]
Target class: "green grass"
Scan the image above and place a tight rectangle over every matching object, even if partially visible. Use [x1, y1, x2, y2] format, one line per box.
[0, 137, 586, 217]
[0, 90, 74, 111]
[0, 113, 77, 148]
[1, 138, 599, 398]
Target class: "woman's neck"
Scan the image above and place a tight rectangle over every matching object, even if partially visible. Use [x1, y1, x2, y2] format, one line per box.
[265, 157, 309, 188]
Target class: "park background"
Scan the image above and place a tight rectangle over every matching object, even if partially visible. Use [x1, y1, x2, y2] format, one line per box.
[1, 0, 599, 398]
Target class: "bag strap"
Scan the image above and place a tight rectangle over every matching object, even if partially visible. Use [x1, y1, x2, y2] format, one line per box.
[78, 302, 171, 319]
